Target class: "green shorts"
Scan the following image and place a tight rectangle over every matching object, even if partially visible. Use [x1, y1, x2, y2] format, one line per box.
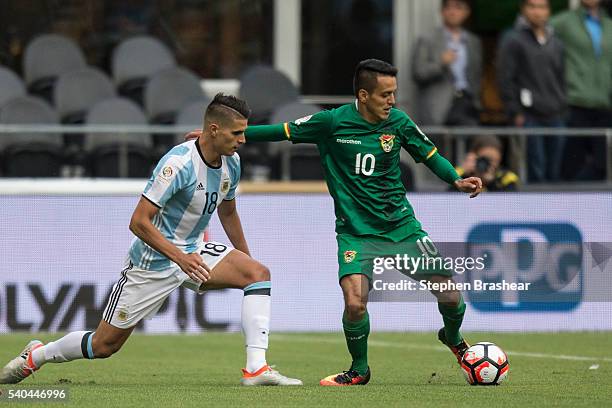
[336, 223, 452, 281]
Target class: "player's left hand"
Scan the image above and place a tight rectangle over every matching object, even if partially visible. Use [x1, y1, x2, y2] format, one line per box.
[184, 129, 202, 141]
[454, 177, 482, 198]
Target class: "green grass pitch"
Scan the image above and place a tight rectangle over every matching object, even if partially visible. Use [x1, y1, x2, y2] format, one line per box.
[1, 332, 610, 407]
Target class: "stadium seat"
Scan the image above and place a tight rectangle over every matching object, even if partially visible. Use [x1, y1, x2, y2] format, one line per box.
[174, 98, 212, 144]
[270, 102, 322, 180]
[54, 67, 117, 124]
[111, 36, 176, 106]
[53, 67, 117, 161]
[85, 97, 153, 178]
[289, 150, 325, 180]
[0, 96, 63, 177]
[0, 66, 27, 107]
[144, 66, 204, 124]
[269, 101, 321, 125]
[239, 65, 299, 124]
[23, 34, 87, 103]
[144, 66, 205, 150]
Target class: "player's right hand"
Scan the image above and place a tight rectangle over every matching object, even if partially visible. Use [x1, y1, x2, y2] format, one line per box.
[178, 252, 211, 283]
[454, 177, 482, 198]
[184, 129, 202, 141]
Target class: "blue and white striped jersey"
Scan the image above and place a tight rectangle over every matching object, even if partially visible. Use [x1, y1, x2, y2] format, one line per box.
[129, 140, 240, 270]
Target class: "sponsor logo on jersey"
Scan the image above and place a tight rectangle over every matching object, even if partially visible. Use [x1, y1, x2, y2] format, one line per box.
[344, 250, 357, 263]
[336, 138, 362, 145]
[221, 178, 231, 194]
[379, 134, 395, 152]
[196, 182, 205, 191]
[294, 115, 313, 125]
[161, 166, 173, 179]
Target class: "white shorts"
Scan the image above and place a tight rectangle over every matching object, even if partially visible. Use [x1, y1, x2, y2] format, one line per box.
[102, 241, 233, 329]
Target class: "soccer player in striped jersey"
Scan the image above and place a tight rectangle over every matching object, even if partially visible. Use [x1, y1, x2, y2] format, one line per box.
[0, 94, 301, 387]
[242, 60, 482, 385]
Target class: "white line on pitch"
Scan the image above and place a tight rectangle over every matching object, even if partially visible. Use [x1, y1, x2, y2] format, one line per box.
[272, 334, 612, 363]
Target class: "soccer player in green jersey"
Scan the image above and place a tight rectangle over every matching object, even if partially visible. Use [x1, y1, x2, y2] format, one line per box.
[188, 59, 482, 385]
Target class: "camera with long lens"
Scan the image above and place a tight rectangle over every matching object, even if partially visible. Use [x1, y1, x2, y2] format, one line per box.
[475, 156, 491, 173]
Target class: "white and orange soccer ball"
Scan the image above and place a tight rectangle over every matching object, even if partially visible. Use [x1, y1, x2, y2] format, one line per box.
[460, 342, 509, 385]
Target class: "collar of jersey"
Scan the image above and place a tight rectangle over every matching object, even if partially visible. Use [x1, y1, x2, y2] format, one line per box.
[195, 139, 222, 169]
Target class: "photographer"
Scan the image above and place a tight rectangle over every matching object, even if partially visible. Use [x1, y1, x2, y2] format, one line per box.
[455, 135, 519, 192]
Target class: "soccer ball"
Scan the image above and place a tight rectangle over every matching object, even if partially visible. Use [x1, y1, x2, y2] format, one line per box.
[460, 342, 509, 385]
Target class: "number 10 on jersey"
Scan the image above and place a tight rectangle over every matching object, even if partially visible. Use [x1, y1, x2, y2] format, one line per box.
[355, 153, 375, 176]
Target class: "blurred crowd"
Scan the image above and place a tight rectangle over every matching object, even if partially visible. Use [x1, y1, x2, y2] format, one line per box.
[0, 0, 610, 188]
[412, 0, 612, 189]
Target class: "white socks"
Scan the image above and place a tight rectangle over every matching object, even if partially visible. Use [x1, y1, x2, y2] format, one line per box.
[241, 286, 271, 373]
[31, 331, 94, 368]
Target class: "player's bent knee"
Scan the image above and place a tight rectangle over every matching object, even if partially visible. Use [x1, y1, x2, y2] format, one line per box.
[345, 301, 367, 320]
[245, 262, 270, 284]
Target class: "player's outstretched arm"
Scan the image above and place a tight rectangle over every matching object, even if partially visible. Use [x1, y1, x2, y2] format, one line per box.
[424, 152, 482, 198]
[183, 124, 289, 143]
[130, 197, 211, 281]
[217, 198, 251, 256]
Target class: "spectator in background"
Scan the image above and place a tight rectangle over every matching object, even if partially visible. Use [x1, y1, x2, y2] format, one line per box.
[551, 0, 612, 180]
[497, 0, 566, 183]
[455, 135, 519, 191]
[412, 0, 482, 129]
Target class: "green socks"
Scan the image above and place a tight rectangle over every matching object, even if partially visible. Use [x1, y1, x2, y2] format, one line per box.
[343, 311, 370, 375]
[438, 295, 466, 346]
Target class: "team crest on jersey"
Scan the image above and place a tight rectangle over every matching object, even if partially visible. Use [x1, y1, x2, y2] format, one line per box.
[379, 134, 395, 153]
[117, 309, 128, 322]
[344, 250, 357, 263]
[221, 178, 231, 194]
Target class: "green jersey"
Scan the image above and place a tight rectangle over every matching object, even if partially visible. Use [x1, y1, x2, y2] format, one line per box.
[282, 102, 437, 236]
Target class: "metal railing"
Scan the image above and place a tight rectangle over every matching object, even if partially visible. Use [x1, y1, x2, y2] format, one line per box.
[0, 124, 611, 184]
[422, 126, 612, 184]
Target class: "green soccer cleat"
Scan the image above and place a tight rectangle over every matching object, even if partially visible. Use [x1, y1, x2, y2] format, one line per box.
[438, 328, 470, 364]
[320, 367, 371, 386]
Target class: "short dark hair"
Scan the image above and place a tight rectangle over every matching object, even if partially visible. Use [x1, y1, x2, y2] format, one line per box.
[353, 59, 398, 97]
[441, 0, 471, 8]
[205, 93, 251, 125]
[469, 135, 503, 153]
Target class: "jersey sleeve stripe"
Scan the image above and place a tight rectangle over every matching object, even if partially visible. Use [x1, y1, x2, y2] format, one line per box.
[425, 147, 438, 160]
[141, 194, 162, 208]
[283, 122, 291, 139]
